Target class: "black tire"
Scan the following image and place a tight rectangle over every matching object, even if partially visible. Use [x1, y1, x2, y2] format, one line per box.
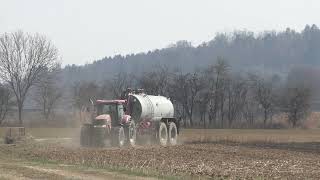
[127, 121, 136, 147]
[168, 122, 178, 146]
[80, 124, 92, 147]
[4, 136, 14, 144]
[92, 126, 107, 147]
[111, 126, 126, 148]
[158, 122, 168, 146]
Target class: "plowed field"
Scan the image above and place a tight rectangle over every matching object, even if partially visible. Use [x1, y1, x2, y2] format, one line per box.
[2, 141, 320, 179]
[1, 128, 320, 179]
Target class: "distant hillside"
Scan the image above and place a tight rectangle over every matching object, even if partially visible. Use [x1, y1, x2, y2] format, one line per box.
[61, 24, 320, 84]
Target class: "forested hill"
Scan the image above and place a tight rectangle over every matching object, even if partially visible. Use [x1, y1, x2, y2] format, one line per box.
[62, 25, 320, 84]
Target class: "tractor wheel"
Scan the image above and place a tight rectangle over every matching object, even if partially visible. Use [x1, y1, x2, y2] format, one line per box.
[92, 126, 107, 147]
[4, 136, 14, 144]
[111, 126, 126, 148]
[168, 122, 178, 145]
[158, 122, 168, 146]
[127, 121, 136, 147]
[80, 124, 92, 147]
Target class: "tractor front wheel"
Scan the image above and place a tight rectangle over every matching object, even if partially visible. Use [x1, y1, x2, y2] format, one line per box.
[92, 126, 107, 147]
[111, 126, 126, 148]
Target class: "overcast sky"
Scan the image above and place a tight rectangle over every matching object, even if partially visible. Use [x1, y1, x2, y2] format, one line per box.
[0, 0, 319, 66]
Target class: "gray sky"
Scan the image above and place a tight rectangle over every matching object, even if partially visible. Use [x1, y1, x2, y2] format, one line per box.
[1, 0, 319, 66]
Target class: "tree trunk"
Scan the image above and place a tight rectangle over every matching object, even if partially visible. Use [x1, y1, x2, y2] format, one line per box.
[220, 98, 224, 128]
[292, 110, 297, 128]
[203, 112, 206, 128]
[264, 109, 267, 128]
[189, 113, 193, 127]
[228, 95, 231, 128]
[208, 111, 213, 127]
[18, 103, 23, 125]
[183, 111, 187, 128]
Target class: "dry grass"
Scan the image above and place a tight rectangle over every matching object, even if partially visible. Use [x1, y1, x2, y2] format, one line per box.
[180, 128, 320, 144]
[2, 128, 320, 143]
[0, 127, 79, 138]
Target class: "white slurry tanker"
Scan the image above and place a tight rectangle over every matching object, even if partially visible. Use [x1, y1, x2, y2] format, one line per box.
[80, 89, 179, 147]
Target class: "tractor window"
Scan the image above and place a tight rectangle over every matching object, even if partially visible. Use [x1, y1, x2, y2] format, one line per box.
[97, 104, 117, 116]
[118, 104, 124, 120]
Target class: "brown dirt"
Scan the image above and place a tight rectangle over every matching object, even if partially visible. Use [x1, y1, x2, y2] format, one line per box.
[3, 140, 320, 180]
[0, 144, 159, 180]
[2, 128, 320, 179]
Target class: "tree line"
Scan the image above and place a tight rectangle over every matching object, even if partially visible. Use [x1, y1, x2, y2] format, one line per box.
[62, 24, 320, 85]
[71, 57, 311, 128]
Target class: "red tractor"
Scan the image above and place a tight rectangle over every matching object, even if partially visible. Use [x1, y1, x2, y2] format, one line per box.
[80, 90, 179, 147]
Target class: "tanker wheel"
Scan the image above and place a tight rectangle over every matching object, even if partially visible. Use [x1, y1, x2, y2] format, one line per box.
[80, 124, 92, 147]
[111, 126, 126, 148]
[128, 121, 136, 147]
[158, 122, 168, 146]
[168, 122, 178, 146]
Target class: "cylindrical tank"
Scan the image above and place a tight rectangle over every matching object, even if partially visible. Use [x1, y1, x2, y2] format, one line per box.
[128, 94, 174, 121]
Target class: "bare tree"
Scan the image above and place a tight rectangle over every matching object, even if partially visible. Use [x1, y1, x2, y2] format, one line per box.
[0, 31, 59, 125]
[33, 68, 62, 121]
[138, 65, 170, 96]
[72, 81, 100, 110]
[282, 87, 311, 127]
[168, 73, 189, 127]
[206, 57, 230, 127]
[0, 84, 12, 124]
[169, 71, 204, 127]
[249, 74, 275, 127]
[227, 76, 248, 127]
[107, 72, 133, 99]
[196, 89, 210, 128]
[187, 72, 205, 127]
[243, 93, 258, 127]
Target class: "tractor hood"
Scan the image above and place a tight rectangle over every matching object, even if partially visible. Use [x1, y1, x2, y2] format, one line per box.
[121, 114, 131, 124]
[95, 114, 111, 121]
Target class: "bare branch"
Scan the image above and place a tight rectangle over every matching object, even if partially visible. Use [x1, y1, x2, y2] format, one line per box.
[0, 31, 59, 124]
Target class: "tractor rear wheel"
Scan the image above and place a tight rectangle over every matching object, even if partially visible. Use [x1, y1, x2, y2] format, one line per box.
[158, 122, 168, 146]
[80, 124, 92, 147]
[168, 122, 178, 145]
[111, 126, 126, 148]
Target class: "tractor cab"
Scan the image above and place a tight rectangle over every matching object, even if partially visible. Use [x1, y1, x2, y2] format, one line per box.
[81, 99, 134, 148]
[93, 100, 126, 126]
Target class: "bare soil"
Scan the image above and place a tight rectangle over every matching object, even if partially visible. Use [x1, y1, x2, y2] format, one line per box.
[1, 128, 320, 179]
[0, 144, 159, 180]
[2, 140, 320, 179]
